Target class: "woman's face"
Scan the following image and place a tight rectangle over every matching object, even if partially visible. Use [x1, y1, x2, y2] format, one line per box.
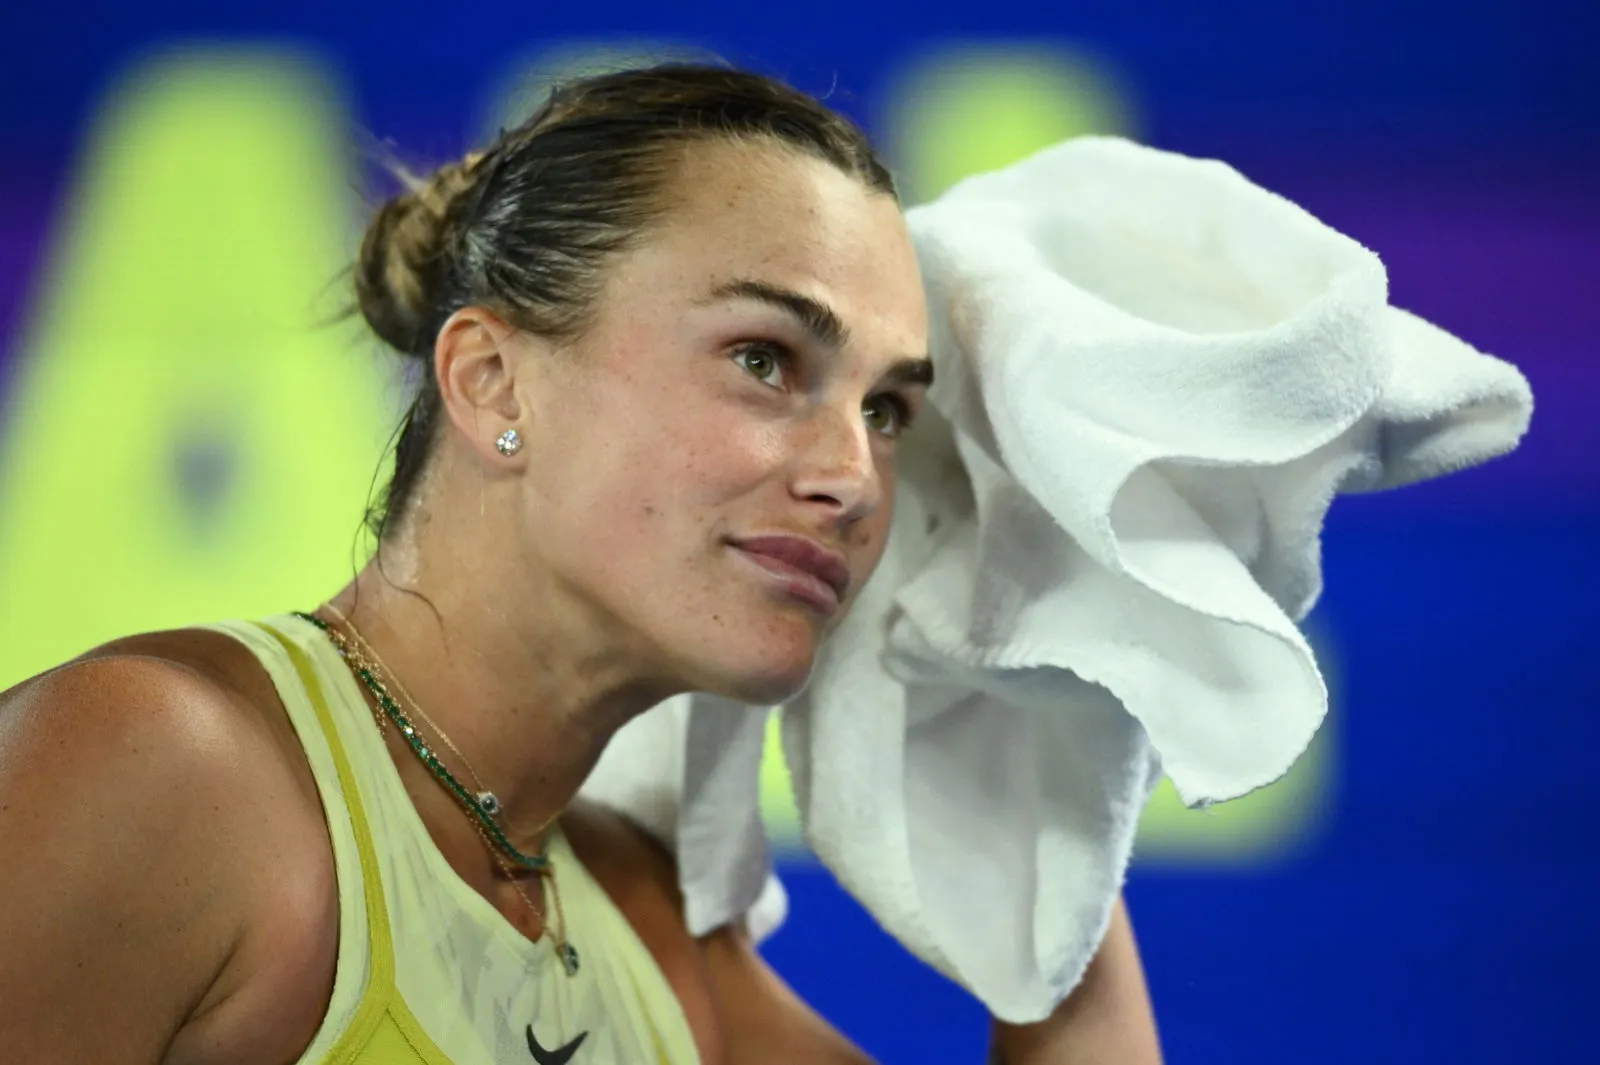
[514, 139, 929, 705]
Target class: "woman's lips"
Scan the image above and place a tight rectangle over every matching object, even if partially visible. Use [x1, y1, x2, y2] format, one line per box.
[729, 543, 843, 614]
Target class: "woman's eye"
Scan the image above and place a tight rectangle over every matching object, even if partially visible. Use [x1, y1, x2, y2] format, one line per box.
[864, 393, 916, 439]
[735, 342, 916, 440]
[732, 342, 790, 390]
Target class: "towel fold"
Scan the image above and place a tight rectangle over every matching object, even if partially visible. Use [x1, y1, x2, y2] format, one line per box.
[578, 136, 1534, 1023]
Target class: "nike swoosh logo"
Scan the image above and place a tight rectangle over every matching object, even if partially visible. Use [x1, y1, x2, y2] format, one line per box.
[527, 1024, 588, 1065]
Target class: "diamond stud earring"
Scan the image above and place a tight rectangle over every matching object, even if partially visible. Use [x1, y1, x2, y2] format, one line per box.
[495, 429, 522, 457]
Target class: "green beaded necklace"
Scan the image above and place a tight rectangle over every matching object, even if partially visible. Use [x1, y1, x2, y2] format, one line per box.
[294, 611, 551, 873]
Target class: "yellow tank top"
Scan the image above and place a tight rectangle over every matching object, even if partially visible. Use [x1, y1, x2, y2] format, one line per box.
[206, 616, 702, 1065]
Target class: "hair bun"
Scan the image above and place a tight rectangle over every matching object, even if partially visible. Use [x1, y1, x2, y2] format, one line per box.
[354, 152, 486, 356]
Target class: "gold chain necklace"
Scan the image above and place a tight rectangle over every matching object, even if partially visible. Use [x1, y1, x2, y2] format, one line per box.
[324, 604, 502, 813]
[299, 608, 580, 976]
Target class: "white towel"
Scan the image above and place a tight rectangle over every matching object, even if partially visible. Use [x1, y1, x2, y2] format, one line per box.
[578, 136, 1534, 1023]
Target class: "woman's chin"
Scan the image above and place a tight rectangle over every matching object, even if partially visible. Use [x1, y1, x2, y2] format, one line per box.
[661, 604, 824, 705]
[698, 645, 818, 707]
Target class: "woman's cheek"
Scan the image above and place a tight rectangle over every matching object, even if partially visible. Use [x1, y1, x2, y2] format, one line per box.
[684, 396, 791, 486]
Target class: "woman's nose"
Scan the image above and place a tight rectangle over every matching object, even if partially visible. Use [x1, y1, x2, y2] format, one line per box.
[790, 405, 885, 522]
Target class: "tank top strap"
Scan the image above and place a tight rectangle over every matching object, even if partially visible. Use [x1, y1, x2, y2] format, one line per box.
[203, 617, 451, 1063]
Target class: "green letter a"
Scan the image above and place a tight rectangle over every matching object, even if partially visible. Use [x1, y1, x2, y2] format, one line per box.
[0, 48, 395, 688]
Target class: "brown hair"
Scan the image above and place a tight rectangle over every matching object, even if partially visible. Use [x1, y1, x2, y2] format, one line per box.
[354, 62, 898, 541]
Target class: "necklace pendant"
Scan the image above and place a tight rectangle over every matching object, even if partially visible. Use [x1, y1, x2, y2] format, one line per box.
[558, 942, 580, 976]
[476, 791, 502, 817]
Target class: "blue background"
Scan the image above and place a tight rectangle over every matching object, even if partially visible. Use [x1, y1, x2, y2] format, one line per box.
[2, 2, 1596, 1061]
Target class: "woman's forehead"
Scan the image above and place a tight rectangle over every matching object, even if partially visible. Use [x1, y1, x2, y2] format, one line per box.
[617, 142, 925, 339]
[656, 141, 905, 270]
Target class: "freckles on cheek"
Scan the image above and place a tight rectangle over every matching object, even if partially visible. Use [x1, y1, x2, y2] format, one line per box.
[673, 410, 776, 488]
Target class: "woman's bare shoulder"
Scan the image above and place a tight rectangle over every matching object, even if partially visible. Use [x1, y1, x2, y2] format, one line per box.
[561, 798, 684, 909]
[0, 626, 322, 859]
[0, 629, 282, 811]
[0, 631, 339, 1065]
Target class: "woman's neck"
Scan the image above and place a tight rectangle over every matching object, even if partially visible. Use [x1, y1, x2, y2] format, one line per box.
[324, 519, 684, 848]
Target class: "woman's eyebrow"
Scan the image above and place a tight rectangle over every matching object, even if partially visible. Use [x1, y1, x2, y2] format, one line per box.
[697, 277, 934, 386]
[883, 356, 934, 389]
[700, 278, 849, 348]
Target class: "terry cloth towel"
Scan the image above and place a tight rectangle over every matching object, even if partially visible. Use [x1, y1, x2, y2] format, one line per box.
[578, 136, 1535, 1023]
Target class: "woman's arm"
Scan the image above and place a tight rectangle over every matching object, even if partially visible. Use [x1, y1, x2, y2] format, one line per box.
[701, 921, 876, 1064]
[591, 800, 1158, 1064]
[567, 801, 875, 1064]
[988, 895, 1163, 1065]
[703, 892, 1162, 1065]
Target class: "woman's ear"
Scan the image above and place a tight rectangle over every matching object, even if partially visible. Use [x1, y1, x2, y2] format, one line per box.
[432, 306, 537, 464]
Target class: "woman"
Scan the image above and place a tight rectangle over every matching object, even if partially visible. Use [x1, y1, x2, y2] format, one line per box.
[0, 64, 1161, 1063]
